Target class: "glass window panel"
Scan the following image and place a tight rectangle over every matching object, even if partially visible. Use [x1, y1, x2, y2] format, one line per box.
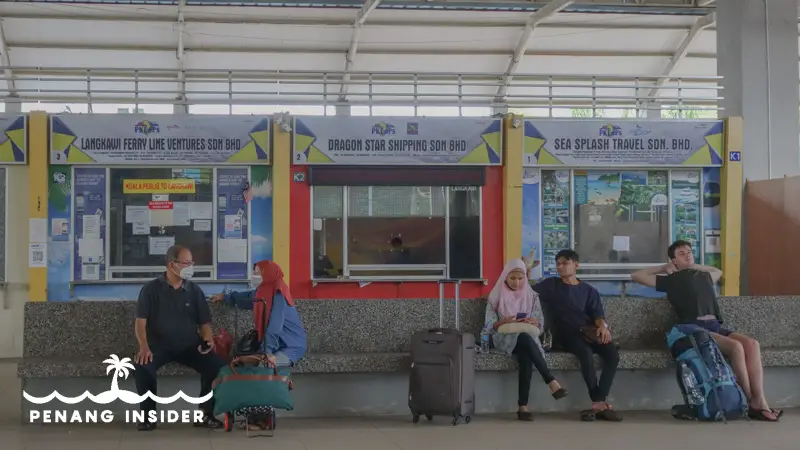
[448, 186, 481, 279]
[109, 168, 214, 277]
[346, 186, 446, 273]
[573, 170, 669, 265]
[312, 186, 343, 279]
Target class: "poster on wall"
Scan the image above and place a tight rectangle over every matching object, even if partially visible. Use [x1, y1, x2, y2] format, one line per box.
[523, 120, 724, 167]
[73, 168, 107, 282]
[249, 166, 274, 265]
[0, 115, 26, 164]
[50, 115, 270, 165]
[217, 168, 250, 279]
[702, 167, 722, 268]
[540, 170, 571, 276]
[292, 116, 502, 165]
[671, 170, 702, 260]
[521, 169, 542, 280]
[48, 166, 72, 301]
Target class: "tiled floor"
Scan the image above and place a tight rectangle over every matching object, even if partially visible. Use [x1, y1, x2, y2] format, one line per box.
[3, 410, 797, 450]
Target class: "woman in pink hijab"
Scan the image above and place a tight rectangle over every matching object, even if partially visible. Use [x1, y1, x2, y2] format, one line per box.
[486, 259, 568, 421]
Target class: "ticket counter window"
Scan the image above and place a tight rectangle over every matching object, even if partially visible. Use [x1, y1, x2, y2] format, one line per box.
[312, 185, 481, 280]
[108, 168, 214, 280]
[539, 169, 702, 278]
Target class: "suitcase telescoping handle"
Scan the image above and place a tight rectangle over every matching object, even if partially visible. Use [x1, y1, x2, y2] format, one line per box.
[437, 279, 462, 330]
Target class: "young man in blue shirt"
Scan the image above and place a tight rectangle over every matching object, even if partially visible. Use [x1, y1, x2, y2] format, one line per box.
[527, 249, 621, 422]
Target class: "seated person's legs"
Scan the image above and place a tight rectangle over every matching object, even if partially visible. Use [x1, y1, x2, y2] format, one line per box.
[134, 351, 176, 430]
[560, 333, 601, 411]
[174, 348, 227, 426]
[273, 351, 293, 368]
[590, 341, 622, 422]
[711, 329, 781, 421]
[511, 333, 567, 420]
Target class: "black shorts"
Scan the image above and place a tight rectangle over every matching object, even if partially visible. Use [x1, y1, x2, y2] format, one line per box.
[694, 319, 733, 337]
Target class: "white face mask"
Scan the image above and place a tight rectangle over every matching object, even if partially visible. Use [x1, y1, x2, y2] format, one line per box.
[250, 275, 262, 289]
[179, 265, 194, 280]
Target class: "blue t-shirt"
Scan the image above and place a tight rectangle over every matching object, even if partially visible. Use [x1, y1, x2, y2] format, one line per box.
[532, 277, 605, 334]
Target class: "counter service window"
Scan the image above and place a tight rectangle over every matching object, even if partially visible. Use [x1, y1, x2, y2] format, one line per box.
[573, 170, 669, 264]
[540, 169, 702, 278]
[312, 185, 481, 280]
[109, 168, 215, 279]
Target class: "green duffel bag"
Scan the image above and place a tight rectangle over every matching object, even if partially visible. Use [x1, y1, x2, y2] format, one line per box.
[212, 358, 294, 416]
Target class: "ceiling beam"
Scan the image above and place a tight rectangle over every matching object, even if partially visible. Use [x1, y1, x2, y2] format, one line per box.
[338, 0, 382, 101]
[647, 11, 714, 99]
[0, 19, 16, 97]
[495, 0, 575, 100]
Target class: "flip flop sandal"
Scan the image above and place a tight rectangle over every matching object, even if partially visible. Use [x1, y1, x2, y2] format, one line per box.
[580, 409, 597, 422]
[772, 409, 784, 419]
[517, 411, 534, 421]
[597, 409, 623, 422]
[748, 409, 779, 422]
[551, 388, 568, 400]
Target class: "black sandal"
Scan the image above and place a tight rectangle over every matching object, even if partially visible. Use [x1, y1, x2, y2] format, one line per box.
[551, 388, 568, 400]
[517, 411, 534, 421]
[597, 408, 623, 422]
[580, 409, 596, 422]
[748, 409, 780, 422]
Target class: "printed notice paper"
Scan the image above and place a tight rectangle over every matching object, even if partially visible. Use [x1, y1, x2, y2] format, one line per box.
[193, 219, 212, 232]
[218, 238, 248, 263]
[173, 202, 191, 226]
[190, 202, 213, 220]
[148, 236, 175, 255]
[612, 235, 630, 252]
[78, 238, 104, 262]
[125, 206, 149, 225]
[29, 243, 46, 268]
[82, 214, 101, 239]
[29, 218, 48, 243]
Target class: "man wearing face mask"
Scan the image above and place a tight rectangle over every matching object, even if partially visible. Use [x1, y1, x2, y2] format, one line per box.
[211, 260, 306, 369]
[133, 245, 226, 431]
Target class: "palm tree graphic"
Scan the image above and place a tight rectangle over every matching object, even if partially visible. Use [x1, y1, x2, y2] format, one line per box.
[103, 354, 135, 393]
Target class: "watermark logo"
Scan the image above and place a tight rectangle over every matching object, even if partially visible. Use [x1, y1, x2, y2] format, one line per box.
[24, 354, 211, 424]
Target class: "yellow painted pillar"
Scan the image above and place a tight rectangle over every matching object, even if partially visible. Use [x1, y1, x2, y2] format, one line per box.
[720, 117, 743, 296]
[271, 119, 291, 284]
[502, 114, 523, 264]
[28, 112, 48, 301]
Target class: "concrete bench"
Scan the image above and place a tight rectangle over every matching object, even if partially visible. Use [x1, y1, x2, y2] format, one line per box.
[18, 296, 800, 419]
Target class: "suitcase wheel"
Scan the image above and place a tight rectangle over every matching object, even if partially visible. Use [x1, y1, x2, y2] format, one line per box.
[464, 415, 472, 424]
[412, 413, 420, 424]
[425, 414, 433, 422]
[452, 416, 460, 426]
[223, 412, 234, 432]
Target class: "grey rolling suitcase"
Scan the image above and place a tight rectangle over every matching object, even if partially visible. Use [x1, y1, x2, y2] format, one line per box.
[408, 280, 476, 426]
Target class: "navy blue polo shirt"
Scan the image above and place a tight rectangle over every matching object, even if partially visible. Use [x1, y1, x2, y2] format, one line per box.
[135, 274, 212, 352]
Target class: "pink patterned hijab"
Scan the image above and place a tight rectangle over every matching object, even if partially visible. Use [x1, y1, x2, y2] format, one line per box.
[488, 259, 537, 319]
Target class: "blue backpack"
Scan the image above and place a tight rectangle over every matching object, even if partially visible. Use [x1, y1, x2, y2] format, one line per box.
[666, 324, 748, 422]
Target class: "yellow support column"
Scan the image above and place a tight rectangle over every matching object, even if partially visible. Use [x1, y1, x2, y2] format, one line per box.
[272, 119, 291, 284]
[720, 117, 743, 296]
[28, 112, 48, 301]
[503, 114, 523, 263]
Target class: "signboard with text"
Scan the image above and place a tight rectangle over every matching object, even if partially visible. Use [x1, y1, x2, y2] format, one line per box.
[293, 116, 502, 165]
[50, 115, 270, 165]
[523, 120, 724, 167]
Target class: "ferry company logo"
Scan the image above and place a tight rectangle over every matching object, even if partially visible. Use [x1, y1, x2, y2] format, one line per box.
[24, 354, 211, 424]
[371, 122, 396, 137]
[598, 124, 622, 137]
[134, 120, 160, 135]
